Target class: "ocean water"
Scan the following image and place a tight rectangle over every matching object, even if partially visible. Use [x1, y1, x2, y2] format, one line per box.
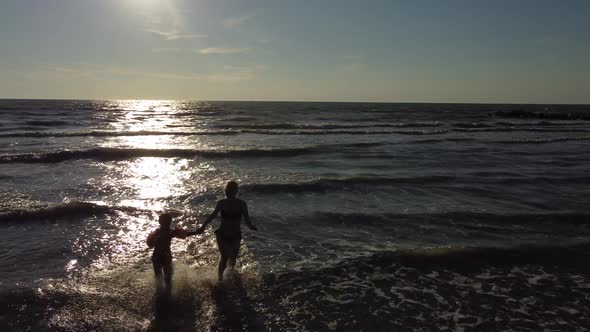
[1, 99, 590, 331]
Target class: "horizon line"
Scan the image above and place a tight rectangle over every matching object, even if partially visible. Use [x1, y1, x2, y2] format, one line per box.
[0, 97, 589, 106]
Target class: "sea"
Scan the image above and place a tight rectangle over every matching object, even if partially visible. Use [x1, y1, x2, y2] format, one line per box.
[1, 99, 590, 331]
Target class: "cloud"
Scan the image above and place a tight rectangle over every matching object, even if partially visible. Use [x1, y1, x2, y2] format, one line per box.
[223, 15, 253, 28]
[151, 47, 181, 53]
[196, 47, 250, 55]
[135, 2, 205, 41]
[338, 62, 368, 74]
[40, 63, 266, 82]
[342, 55, 364, 60]
[146, 29, 206, 40]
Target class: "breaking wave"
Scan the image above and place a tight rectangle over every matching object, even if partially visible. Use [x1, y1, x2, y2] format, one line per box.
[0, 130, 238, 138]
[0, 146, 331, 163]
[23, 120, 72, 127]
[0, 201, 120, 223]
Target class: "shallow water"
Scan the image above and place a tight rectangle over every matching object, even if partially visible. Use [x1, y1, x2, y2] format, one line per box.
[1, 100, 590, 331]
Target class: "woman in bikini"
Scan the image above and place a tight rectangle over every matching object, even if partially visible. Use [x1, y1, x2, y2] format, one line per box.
[197, 181, 257, 281]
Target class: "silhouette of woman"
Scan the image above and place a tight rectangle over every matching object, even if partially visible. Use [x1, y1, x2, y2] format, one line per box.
[198, 181, 257, 281]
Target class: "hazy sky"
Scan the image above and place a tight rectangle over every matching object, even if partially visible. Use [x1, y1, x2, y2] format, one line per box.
[1, 0, 589, 103]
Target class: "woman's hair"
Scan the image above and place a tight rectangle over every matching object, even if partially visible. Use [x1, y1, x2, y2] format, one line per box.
[225, 181, 239, 198]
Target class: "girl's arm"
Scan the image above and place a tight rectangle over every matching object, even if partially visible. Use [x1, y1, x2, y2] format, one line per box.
[146, 229, 159, 248]
[172, 227, 198, 239]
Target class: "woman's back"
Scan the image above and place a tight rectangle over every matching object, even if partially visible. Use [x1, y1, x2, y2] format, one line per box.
[218, 198, 245, 234]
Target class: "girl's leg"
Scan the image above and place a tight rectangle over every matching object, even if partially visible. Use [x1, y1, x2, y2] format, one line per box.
[153, 260, 163, 287]
[163, 259, 173, 289]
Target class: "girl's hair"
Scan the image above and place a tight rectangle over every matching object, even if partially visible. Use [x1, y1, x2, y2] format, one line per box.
[159, 213, 173, 226]
[225, 181, 239, 198]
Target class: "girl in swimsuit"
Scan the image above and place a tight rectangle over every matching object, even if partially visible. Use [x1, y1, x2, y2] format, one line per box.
[197, 181, 257, 281]
[147, 213, 199, 290]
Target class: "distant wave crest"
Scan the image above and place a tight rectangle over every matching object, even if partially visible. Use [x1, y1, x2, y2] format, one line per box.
[493, 136, 590, 144]
[241, 176, 456, 193]
[0, 145, 344, 163]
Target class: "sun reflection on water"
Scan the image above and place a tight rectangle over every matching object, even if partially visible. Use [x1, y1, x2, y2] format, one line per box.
[119, 157, 190, 211]
[109, 100, 180, 133]
[105, 100, 195, 210]
[81, 100, 205, 269]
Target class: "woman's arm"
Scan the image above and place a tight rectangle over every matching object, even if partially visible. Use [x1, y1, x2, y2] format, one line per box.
[242, 200, 257, 230]
[197, 200, 222, 233]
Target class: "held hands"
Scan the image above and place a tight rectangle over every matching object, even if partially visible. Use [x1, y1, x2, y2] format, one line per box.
[191, 223, 257, 233]
[187, 226, 205, 236]
[196, 225, 206, 234]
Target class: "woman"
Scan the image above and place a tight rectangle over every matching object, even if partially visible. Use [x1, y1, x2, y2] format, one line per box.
[198, 181, 257, 281]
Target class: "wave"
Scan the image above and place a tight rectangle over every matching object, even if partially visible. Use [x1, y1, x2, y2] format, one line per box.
[373, 122, 442, 128]
[340, 142, 388, 148]
[240, 129, 449, 136]
[0, 129, 452, 139]
[213, 122, 443, 130]
[0, 141, 395, 164]
[493, 136, 590, 144]
[241, 176, 456, 193]
[457, 121, 590, 128]
[310, 211, 590, 226]
[494, 121, 589, 127]
[452, 122, 491, 128]
[267, 243, 590, 279]
[0, 130, 239, 138]
[23, 120, 71, 127]
[240, 174, 590, 195]
[0, 201, 118, 223]
[496, 175, 590, 184]
[0, 145, 335, 163]
[214, 123, 360, 130]
[1, 138, 588, 164]
[173, 111, 225, 117]
[452, 127, 590, 133]
[490, 110, 590, 121]
[386, 242, 590, 268]
[261, 241, 590, 330]
[412, 137, 477, 144]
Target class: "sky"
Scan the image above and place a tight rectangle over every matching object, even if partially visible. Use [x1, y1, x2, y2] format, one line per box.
[0, 0, 589, 103]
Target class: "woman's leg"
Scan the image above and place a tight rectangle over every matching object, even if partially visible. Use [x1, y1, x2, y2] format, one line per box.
[218, 255, 229, 281]
[216, 232, 230, 281]
[228, 236, 241, 269]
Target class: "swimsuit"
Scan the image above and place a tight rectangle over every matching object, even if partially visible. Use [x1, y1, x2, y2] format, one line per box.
[216, 200, 243, 257]
[147, 228, 189, 282]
